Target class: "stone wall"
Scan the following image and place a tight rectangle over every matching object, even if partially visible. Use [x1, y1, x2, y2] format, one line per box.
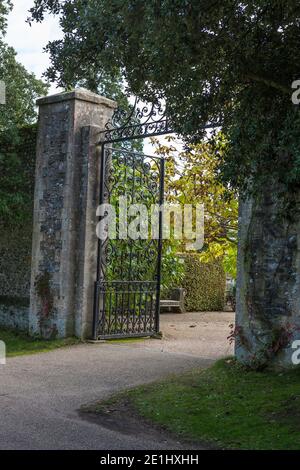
[0, 225, 32, 300]
[0, 127, 36, 331]
[236, 186, 300, 369]
[0, 301, 29, 331]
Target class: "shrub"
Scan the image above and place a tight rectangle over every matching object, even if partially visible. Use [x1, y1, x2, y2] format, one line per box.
[180, 254, 226, 311]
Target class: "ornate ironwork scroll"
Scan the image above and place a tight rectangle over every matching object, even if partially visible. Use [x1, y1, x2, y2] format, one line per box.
[99, 98, 173, 143]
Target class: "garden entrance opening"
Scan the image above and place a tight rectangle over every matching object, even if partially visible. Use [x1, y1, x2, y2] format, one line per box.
[92, 100, 173, 340]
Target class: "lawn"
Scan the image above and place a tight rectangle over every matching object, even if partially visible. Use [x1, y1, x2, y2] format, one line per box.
[94, 358, 300, 450]
[0, 328, 80, 357]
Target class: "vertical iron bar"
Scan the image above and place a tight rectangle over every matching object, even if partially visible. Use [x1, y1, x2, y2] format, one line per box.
[115, 288, 118, 333]
[121, 283, 125, 331]
[108, 289, 112, 334]
[92, 144, 106, 340]
[155, 157, 165, 334]
[143, 285, 149, 331]
[126, 283, 131, 333]
[149, 290, 154, 332]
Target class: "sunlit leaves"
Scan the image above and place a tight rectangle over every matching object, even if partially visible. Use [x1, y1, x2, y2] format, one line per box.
[153, 135, 238, 276]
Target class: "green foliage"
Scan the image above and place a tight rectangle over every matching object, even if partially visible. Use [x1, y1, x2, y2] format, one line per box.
[0, 41, 48, 131]
[161, 242, 185, 295]
[153, 136, 238, 278]
[30, 1, 300, 198]
[0, 1, 12, 37]
[180, 253, 225, 312]
[122, 358, 300, 450]
[0, 4, 48, 225]
[200, 241, 238, 279]
[221, 243, 238, 279]
[0, 125, 37, 225]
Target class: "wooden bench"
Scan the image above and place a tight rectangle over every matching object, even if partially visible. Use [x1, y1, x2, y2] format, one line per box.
[160, 288, 186, 314]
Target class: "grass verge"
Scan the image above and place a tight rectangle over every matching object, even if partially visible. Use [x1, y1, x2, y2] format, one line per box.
[0, 328, 81, 357]
[91, 358, 300, 450]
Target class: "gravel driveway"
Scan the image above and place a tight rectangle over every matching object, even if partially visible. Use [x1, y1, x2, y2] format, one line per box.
[0, 311, 234, 450]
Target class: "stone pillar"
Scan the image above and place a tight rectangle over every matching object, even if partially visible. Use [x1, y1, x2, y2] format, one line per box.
[235, 187, 300, 369]
[29, 89, 116, 339]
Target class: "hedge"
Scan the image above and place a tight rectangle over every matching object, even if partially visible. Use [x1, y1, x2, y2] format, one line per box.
[180, 254, 226, 311]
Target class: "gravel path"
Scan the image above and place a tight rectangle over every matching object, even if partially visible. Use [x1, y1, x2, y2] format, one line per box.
[0, 311, 234, 450]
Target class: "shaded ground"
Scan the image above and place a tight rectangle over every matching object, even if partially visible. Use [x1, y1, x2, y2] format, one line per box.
[0, 311, 233, 450]
[80, 397, 215, 450]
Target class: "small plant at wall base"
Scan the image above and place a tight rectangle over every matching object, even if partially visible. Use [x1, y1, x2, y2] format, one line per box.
[228, 322, 299, 370]
[228, 324, 252, 351]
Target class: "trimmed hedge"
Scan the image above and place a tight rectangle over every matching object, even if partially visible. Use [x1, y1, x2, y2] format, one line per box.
[181, 254, 226, 311]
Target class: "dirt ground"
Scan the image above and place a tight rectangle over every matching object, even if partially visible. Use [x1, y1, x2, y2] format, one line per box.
[135, 311, 235, 359]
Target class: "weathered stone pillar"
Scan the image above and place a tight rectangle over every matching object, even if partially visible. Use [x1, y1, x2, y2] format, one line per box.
[29, 89, 116, 339]
[236, 187, 300, 369]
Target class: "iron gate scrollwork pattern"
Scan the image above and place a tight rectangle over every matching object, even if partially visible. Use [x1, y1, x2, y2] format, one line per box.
[93, 99, 169, 340]
[101, 98, 172, 143]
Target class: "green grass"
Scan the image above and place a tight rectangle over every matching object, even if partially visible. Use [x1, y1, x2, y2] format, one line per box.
[99, 358, 300, 450]
[0, 328, 81, 357]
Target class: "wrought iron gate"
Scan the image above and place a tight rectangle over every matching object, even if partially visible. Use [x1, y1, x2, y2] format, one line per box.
[92, 100, 173, 340]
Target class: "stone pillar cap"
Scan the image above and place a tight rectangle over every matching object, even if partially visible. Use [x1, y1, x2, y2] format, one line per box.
[36, 88, 117, 109]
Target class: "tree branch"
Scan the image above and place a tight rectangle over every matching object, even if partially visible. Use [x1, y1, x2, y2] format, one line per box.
[245, 73, 291, 95]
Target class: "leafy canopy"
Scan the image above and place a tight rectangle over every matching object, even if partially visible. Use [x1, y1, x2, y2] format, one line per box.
[0, 0, 12, 36]
[0, 0, 48, 131]
[30, 1, 300, 195]
[0, 41, 48, 132]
